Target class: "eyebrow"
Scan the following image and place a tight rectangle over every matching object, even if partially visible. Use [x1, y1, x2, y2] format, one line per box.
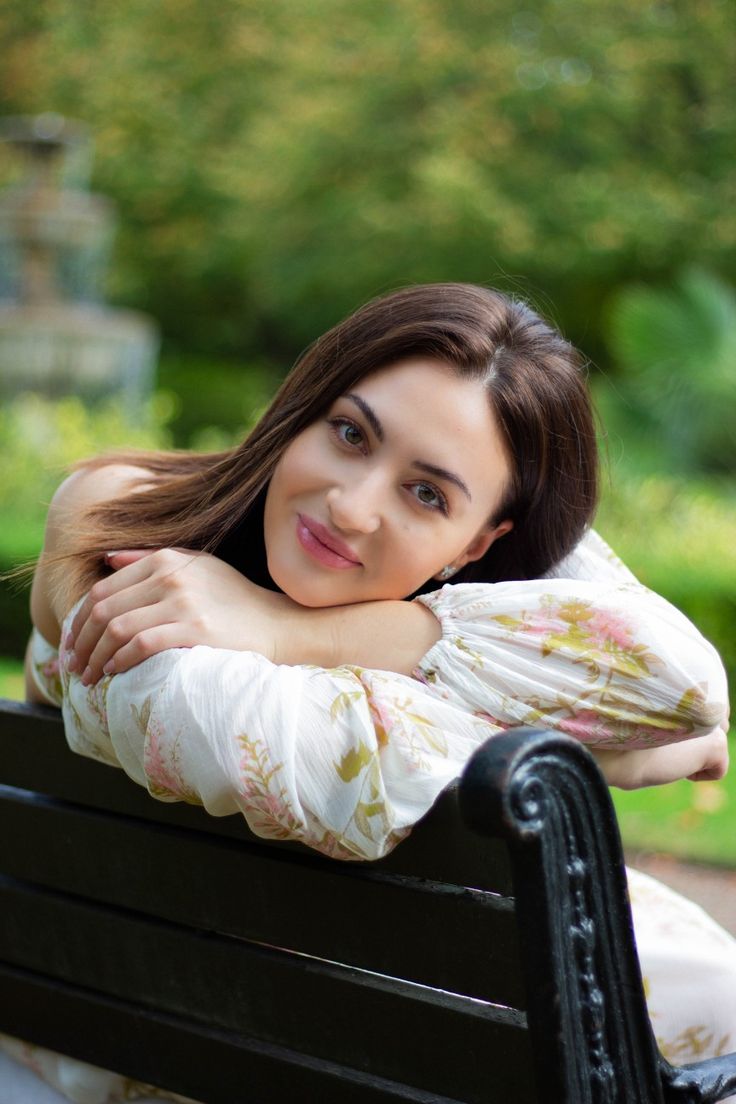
[344, 392, 472, 501]
[345, 393, 384, 441]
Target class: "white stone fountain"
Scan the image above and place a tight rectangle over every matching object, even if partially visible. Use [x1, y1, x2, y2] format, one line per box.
[0, 114, 158, 412]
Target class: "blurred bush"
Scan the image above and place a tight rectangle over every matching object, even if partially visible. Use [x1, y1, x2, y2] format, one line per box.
[0, 392, 172, 559]
[606, 270, 736, 473]
[0, 392, 172, 653]
[595, 270, 735, 697]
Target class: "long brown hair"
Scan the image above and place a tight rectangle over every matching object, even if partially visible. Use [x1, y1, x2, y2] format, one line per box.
[64, 283, 599, 602]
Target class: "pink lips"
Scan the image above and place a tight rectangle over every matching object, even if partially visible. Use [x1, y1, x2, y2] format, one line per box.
[297, 514, 362, 569]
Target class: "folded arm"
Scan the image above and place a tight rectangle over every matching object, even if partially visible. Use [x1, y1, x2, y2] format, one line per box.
[65, 535, 726, 756]
[50, 538, 728, 863]
[57, 617, 495, 861]
[35, 473, 729, 815]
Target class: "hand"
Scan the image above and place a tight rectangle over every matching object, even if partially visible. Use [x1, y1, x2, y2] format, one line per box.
[686, 725, 729, 781]
[592, 724, 729, 790]
[65, 548, 298, 684]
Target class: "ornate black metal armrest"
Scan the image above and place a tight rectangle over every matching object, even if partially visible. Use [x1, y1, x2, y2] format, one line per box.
[458, 728, 736, 1104]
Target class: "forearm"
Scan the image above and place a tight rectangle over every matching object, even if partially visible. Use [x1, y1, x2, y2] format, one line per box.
[279, 599, 442, 675]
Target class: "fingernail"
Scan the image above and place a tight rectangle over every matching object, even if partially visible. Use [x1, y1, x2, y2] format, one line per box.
[103, 660, 115, 676]
[67, 654, 79, 672]
[104, 551, 120, 561]
[64, 632, 74, 650]
[81, 666, 92, 686]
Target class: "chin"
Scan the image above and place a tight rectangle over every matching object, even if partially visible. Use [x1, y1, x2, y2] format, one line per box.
[287, 589, 340, 608]
[267, 559, 346, 608]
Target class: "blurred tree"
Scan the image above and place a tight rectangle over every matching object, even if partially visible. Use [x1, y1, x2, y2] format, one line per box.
[0, 0, 733, 366]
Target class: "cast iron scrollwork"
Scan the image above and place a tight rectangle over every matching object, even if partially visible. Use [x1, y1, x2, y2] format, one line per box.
[460, 728, 664, 1104]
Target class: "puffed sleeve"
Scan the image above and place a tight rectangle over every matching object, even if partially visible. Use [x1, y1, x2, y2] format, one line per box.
[542, 527, 639, 584]
[58, 603, 500, 862]
[27, 628, 64, 707]
[412, 530, 727, 750]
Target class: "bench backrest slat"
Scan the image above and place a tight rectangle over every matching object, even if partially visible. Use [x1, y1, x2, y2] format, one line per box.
[0, 785, 524, 1006]
[0, 700, 514, 893]
[1, 961, 497, 1104]
[0, 875, 535, 1104]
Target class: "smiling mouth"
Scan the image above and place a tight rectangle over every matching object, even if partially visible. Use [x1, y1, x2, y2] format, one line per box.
[297, 515, 362, 569]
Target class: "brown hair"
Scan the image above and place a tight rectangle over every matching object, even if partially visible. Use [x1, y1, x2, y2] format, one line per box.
[63, 283, 598, 602]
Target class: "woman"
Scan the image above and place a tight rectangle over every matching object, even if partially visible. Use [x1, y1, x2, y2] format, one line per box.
[5, 284, 732, 1101]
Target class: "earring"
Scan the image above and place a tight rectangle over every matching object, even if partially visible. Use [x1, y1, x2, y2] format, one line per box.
[437, 565, 457, 580]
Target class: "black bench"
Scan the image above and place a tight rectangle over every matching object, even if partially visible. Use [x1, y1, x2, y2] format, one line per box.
[1, 698, 735, 1104]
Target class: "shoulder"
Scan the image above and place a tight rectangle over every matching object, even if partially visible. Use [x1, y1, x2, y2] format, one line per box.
[31, 462, 153, 643]
[47, 463, 153, 531]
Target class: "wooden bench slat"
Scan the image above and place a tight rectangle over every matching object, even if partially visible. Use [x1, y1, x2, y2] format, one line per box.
[0, 699, 514, 893]
[0, 786, 523, 1006]
[0, 963, 482, 1104]
[0, 876, 533, 1104]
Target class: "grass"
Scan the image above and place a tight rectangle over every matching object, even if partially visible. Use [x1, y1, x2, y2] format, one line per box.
[612, 742, 736, 867]
[1, 651, 733, 866]
[0, 656, 24, 702]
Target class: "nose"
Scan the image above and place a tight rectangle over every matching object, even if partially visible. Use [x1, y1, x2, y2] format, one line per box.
[326, 473, 383, 534]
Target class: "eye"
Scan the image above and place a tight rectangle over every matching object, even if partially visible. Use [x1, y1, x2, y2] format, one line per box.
[328, 417, 366, 451]
[409, 482, 449, 515]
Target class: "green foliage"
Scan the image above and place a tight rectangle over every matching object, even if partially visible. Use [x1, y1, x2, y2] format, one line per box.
[1, 1, 734, 361]
[606, 270, 736, 472]
[157, 353, 276, 449]
[0, 392, 171, 653]
[0, 656, 24, 701]
[0, 392, 172, 561]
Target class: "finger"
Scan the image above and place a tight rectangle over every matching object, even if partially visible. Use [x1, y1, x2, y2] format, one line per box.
[71, 579, 161, 676]
[106, 549, 159, 568]
[67, 547, 200, 660]
[68, 554, 165, 647]
[99, 621, 196, 679]
[68, 549, 188, 649]
[688, 768, 723, 782]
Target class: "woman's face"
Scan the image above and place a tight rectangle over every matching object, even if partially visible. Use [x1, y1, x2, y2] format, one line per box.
[263, 358, 513, 607]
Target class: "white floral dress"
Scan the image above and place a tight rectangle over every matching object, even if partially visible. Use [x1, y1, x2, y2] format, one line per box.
[3, 530, 734, 1103]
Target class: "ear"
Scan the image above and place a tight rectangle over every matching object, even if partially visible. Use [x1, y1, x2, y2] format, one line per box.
[456, 519, 514, 569]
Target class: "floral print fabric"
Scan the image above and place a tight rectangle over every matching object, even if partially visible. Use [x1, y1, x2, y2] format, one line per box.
[414, 581, 722, 751]
[7, 528, 733, 1102]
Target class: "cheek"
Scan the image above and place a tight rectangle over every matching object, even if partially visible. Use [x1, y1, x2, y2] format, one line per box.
[270, 436, 321, 502]
[376, 539, 443, 596]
